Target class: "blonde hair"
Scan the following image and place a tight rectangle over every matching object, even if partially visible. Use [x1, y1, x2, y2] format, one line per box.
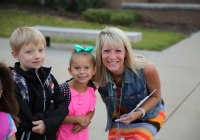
[94, 27, 151, 87]
[10, 26, 46, 53]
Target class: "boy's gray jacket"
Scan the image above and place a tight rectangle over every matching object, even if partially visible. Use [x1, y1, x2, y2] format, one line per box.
[10, 62, 69, 140]
[98, 67, 162, 131]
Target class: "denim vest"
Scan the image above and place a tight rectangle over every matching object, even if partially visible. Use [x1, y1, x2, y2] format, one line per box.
[98, 67, 162, 131]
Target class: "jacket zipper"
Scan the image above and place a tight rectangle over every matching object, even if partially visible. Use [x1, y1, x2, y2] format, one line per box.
[35, 71, 46, 111]
[34, 70, 51, 139]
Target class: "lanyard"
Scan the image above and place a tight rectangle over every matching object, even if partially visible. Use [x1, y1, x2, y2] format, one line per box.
[109, 74, 124, 140]
[109, 74, 123, 119]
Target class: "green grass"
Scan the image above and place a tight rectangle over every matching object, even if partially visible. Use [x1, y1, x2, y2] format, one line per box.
[0, 9, 186, 51]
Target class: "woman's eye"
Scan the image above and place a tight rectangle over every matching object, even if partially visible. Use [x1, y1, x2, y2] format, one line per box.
[27, 51, 31, 53]
[116, 50, 122, 52]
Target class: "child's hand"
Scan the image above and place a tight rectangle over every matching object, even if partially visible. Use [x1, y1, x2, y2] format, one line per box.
[78, 116, 91, 128]
[32, 120, 46, 134]
[72, 124, 84, 133]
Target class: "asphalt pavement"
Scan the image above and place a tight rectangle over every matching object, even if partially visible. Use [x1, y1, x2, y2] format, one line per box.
[0, 30, 200, 140]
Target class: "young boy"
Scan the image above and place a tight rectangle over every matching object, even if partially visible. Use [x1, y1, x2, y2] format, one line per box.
[9, 27, 69, 140]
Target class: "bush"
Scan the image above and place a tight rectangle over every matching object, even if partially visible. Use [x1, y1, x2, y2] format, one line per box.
[110, 11, 138, 26]
[47, 0, 71, 10]
[82, 8, 113, 24]
[47, 0, 106, 12]
[82, 9, 95, 22]
[82, 8, 139, 26]
[75, 0, 106, 11]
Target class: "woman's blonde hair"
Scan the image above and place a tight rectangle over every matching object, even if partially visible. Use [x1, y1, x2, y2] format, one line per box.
[94, 27, 151, 87]
[10, 26, 46, 54]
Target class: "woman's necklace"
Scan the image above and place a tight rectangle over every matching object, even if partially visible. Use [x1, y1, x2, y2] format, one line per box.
[112, 73, 124, 89]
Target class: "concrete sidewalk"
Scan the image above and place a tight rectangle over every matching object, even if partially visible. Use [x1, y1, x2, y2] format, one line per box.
[152, 31, 200, 140]
[0, 30, 200, 140]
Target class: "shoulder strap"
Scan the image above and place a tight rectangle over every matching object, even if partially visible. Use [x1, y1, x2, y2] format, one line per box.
[59, 81, 71, 106]
[87, 80, 96, 91]
[59, 79, 95, 106]
[11, 70, 55, 102]
[11, 70, 29, 102]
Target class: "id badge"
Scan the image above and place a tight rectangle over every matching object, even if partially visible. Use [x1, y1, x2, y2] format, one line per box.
[115, 131, 125, 140]
[115, 131, 120, 140]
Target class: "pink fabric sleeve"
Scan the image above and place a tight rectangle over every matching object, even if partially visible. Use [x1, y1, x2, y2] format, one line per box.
[0, 112, 17, 140]
[88, 87, 97, 112]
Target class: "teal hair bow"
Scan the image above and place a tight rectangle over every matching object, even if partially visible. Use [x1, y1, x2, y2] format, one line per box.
[74, 44, 94, 53]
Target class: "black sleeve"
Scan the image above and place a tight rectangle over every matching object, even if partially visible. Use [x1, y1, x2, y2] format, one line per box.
[43, 74, 69, 134]
[15, 85, 33, 132]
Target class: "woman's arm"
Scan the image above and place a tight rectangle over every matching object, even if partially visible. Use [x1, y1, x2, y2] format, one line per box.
[140, 64, 161, 112]
[121, 64, 161, 124]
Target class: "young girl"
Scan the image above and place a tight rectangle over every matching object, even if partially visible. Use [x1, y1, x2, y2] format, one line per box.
[57, 44, 97, 140]
[0, 62, 20, 140]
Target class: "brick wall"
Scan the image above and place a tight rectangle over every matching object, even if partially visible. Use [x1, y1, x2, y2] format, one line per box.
[106, 0, 121, 9]
[107, 0, 148, 9]
[107, 0, 200, 9]
[136, 9, 200, 27]
[149, 0, 200, 3]
[123, 0, 148, 2]
[106, 1, 200, 27]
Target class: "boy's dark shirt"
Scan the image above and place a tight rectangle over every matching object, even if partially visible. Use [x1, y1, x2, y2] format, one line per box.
[10, 62, 68, 140]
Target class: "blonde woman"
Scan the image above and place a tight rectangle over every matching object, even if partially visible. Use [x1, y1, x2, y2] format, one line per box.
[94, 27, 166, 140]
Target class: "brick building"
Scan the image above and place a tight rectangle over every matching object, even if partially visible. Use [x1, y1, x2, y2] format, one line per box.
[106, 0, 200, 27]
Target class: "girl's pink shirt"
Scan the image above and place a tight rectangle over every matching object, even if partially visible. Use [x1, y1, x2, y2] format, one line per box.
[0, 112, 17, 140]
[57, 87, 96, 140]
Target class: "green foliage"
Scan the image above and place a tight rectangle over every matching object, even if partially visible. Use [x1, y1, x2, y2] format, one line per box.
[47, 0, 106, 12]
[0, 0, 40, 5]
[82, 8, 113, 24]
[131, 29, 186, 50]
[110, 13, 133, 26]
[45, 0, 70, 11]
[0, 9, 186, 51]
[82, 8, 139, 26]
[74, 0, 97, 12]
